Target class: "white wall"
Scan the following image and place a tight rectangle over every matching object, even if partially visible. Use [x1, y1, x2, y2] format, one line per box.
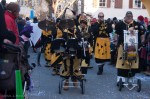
[7, 0, 17, 3]
[123, 0, 129, 9]
[83, 0, 149, 20]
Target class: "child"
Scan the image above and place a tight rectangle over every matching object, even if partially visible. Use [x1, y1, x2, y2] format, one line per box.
[20, 22, 33, 56]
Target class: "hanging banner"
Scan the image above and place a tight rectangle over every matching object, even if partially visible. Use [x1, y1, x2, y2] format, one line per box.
[30, 23, 42, 46]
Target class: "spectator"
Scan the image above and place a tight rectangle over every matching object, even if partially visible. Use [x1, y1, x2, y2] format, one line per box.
[137, 15, 146, 28]
[33, 17, 38, 23]
[112, 17, 118, 24]
[90, 18, 97, 25]
[26, 17, 30, 22]
[4, 2, 20, 45]
[144, 17, 149, 28]
[0, 0, 6, 9]
[17, 16, 25, 33]
[20, 23, 33, 55]
[0, 0, 7, 45]
[26, 17, 30, 21]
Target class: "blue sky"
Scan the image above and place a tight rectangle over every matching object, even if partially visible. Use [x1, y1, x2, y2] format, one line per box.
[7, 0, 17, 3]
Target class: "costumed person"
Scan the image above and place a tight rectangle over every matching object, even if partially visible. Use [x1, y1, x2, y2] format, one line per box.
[77, 14, 93, 68]
[61, 21, 82, 90]
[50, 18, 66, 75]
[39, 19, 56, 67]
[115, 11, 145, 84]
[57, 10, 83, 90]
[93, 12, 113, 75]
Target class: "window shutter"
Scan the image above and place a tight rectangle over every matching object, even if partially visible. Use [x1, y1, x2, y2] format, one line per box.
[93, 0, 98, 8]
[115, 0, 122, 8]
[142, 4, 146, 9]
[129, 0, 133, 8]
[107, 0, 111, 8]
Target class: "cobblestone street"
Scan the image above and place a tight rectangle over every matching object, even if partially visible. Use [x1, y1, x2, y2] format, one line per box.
[27, 49, 150, 99]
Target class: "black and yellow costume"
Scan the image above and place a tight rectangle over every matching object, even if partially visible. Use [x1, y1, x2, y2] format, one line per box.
[42, 30, 53, 64]
[77, 25, 93, 67]
[115, 20, 145, 80]
[55, 26, 84, 90]
[50, 27, 65, 75]
[93, 21, 113, 75]
[60, 26, 82, 77]
[40, 24, 57, 65]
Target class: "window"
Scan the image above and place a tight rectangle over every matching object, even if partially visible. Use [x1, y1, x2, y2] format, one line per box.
[99, 0, 107, 7]
[133, 0, 142, 8]
[58, 5, 61, 13]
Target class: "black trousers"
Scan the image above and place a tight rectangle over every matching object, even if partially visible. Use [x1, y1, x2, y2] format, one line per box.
[24, 41, 30, 55]
[117, 69, 139, 77]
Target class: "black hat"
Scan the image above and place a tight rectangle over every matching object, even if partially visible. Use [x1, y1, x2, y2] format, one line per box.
[113, 17, 117, 21]
[33, 17, 38, 23]
[126, 11, 133, 16]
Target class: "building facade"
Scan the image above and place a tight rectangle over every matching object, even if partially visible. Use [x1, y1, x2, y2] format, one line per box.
[18, 0, 41, 7]
[83, 0, 149, 19]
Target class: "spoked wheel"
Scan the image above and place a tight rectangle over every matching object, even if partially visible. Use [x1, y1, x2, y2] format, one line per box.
[137, 79, 141, 92]
[59, 80, 63, 94]
[80, 80, 85, 94]
[119, 78, 123, 91]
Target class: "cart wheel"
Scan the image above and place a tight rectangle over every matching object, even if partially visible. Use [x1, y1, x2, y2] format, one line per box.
[59, 80, 63, 94]
[81, 80, 85, 94]
[119, 78, 122, 91]
[137, 79, 141, 92]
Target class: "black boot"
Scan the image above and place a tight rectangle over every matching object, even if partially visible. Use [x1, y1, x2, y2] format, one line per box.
[56, 64, 61, 75]
[110, 50, 115, 65]
[97, 64, 104, 75]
